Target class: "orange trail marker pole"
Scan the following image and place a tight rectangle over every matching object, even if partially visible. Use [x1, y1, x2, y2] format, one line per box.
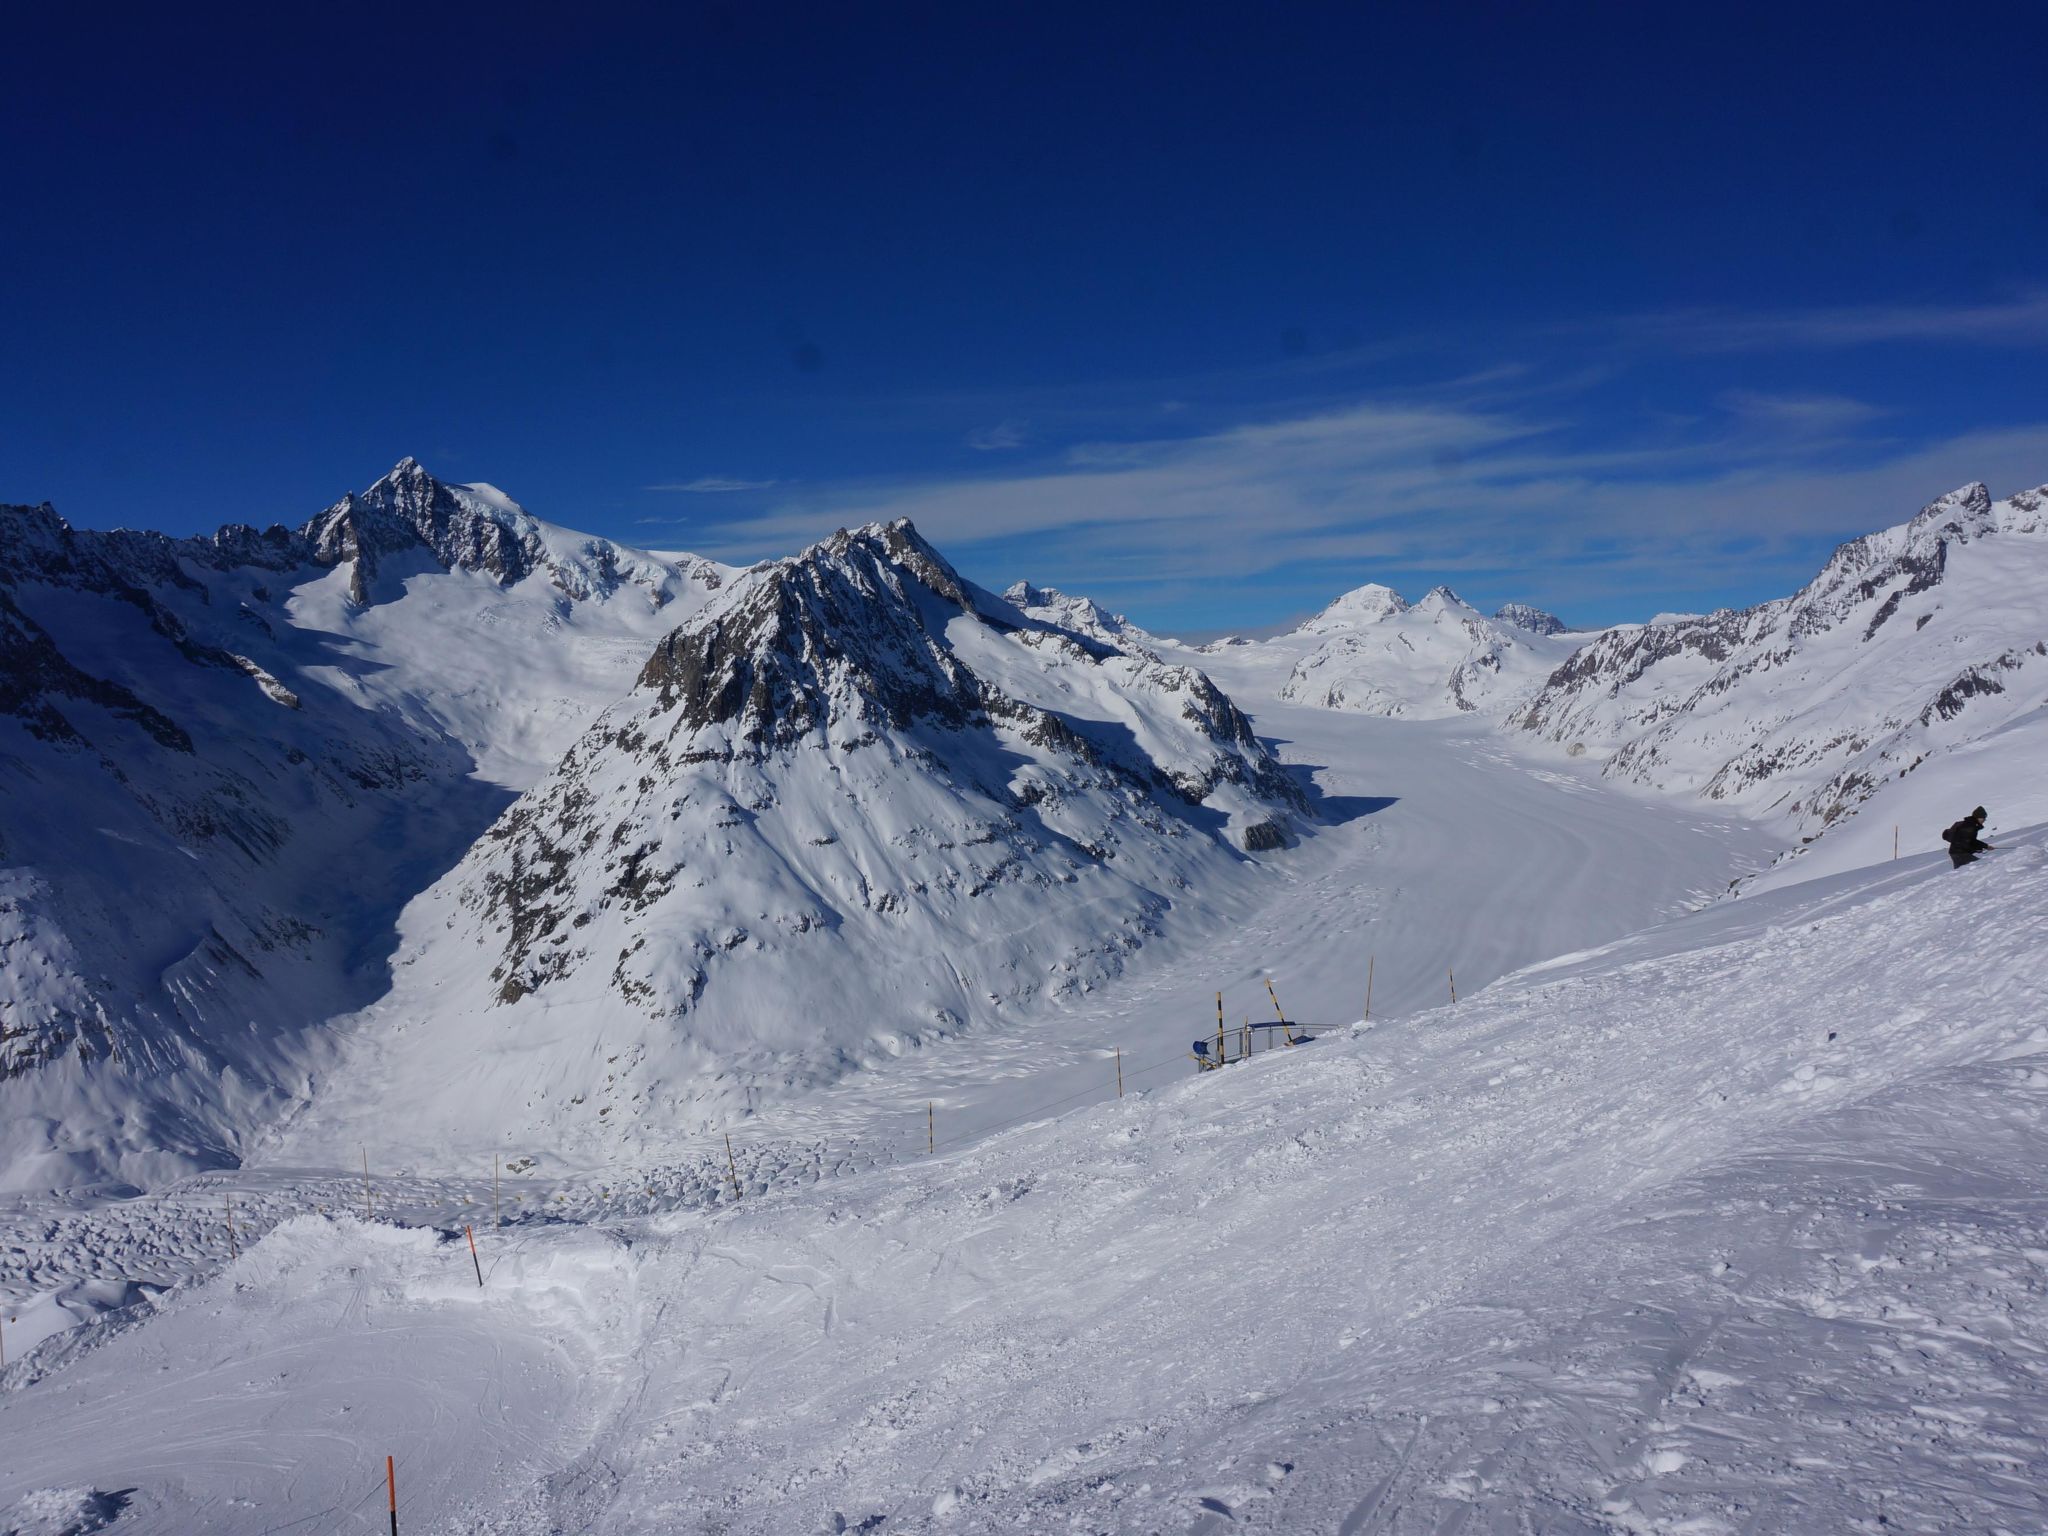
[226, 1196, 238, 1261]
[465, 1224, 483, 1288]
[1115, 1047, 1123, 1098]
[387, 1454, 398, 1535]
[724, 1133, 741, 1201]
[362, 1147, 373, 1223]
[927, 1102, 935, 1155]
[1365, 954, 1375, 1022]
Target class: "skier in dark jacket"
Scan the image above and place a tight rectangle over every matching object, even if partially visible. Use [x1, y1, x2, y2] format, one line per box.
[1942, 807, 1992, 868]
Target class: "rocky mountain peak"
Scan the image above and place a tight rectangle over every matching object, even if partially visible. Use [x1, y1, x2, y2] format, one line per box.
[635, 519, 987, 746]
[1494, 602, 1569, 636]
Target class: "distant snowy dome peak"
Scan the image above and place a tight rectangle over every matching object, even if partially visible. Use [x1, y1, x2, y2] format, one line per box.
[1277, 578, 1577, 720]
[1298, 582, 1409, 634]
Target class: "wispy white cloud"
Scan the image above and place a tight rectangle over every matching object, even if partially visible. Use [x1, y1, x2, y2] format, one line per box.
[1613, 291, 2048, 352]
[1717, 389, 1890, 433]
[646, 476, 781, 493]
[965, 419, 1029, 451]
[685, 381, 2048, 615]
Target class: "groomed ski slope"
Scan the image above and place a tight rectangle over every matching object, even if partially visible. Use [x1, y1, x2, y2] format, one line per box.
[4, 828, 2044, 1532]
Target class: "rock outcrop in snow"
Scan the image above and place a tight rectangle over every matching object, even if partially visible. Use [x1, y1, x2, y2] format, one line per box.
[1001, 580, 1159, 654]
[1515, 481, 2048, 837]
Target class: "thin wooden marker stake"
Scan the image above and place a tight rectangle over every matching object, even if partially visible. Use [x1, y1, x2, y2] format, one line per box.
[927, 1102, 935, 1155]
[1364, 954, 1375, 1022]
[1115, 1047, 1123, 1098]
[724, 1133, 741, 1201]
[1449, 968, 1457, 1004]
[465, 1224, 483, 1287]
[387, 1454, 398, 1536]
[362, 1147, 373, 1223]
[226, 1196, 238, 1261]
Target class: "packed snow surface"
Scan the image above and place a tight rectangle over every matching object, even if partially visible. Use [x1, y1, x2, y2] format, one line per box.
[1, 822, 2042, 1531]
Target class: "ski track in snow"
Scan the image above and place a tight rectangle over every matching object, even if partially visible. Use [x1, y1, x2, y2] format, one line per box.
[10, 720, 2048, 1530]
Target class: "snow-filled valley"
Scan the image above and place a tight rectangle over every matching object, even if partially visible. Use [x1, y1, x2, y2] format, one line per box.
[2, 464, 2046, 1532]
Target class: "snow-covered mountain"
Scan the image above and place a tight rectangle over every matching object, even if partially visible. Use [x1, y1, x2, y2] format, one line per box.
[1001, 580, 1161, 654]
[1516, 481, 2048, 840]
[1493, 600, 1571, 636]
[277, 520, 1305, 1163]
[1275, 582, 1581, 718]
[0, 461, 728, 1187]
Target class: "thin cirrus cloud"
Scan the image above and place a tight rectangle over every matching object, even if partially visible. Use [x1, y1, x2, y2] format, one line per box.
[669, 295, 2048, 622]
[1608, 291, 2048, 352]
[687, 387, 2048, 617]
[645, 476, 782, 493]
[965, 419, 1029, 451]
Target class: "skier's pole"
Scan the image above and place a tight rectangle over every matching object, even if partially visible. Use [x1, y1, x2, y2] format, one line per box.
[465, 1224, 483, 1287]
[724, 1133, 741, 1200]
[387, 1455, 398, 1535]
[1364, 954, 1375, 1022]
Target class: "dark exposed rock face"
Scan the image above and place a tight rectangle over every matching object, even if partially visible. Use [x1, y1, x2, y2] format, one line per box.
[463, 519, 1304, 1017]
[1493, 602, 1570, 637]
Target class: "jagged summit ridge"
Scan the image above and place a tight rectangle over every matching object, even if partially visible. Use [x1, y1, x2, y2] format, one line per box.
[1516, 480, 2048, 836]
[1494, 602, 1570, 636]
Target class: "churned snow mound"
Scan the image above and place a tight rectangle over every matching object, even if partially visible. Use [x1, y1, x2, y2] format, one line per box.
[2, 824, 2044, 1531]
[1518, 480, 2048, 843]
[273, 520, 1304, 1165]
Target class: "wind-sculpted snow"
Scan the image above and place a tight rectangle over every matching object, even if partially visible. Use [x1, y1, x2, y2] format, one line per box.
[280, 521, 1305, 1162]
[0, 463, 729, 1188]
[1517, 481, 2048, 841]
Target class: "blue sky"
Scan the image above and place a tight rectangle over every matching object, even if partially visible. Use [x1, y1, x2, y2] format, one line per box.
[5, 2, 2046, 632]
